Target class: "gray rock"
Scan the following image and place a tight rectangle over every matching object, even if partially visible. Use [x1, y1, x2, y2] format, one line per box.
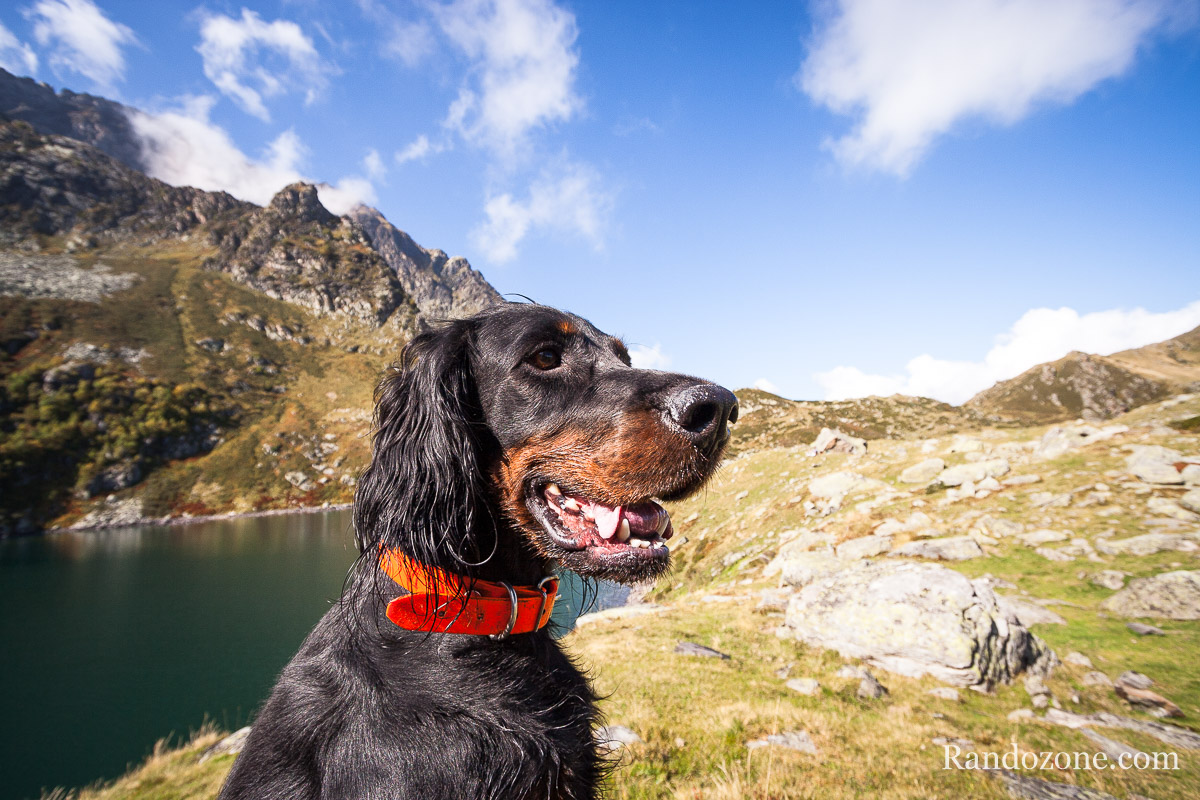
[783, 561, 1056, 688]
[1029, 491, 1072, 508]
[284, 470, 317, 492]
[1044, 707, 1200, 749]
[756, 588, 792, 613]
[857, 672, 888, 699]
[1081, 671, 1113, 687]
[778, 549, 842, 589]
[71, 496, 146, 530]
[836, 535, 892, 560]
[835, 665, 866, 679]
[1147, 496, 1199, 521]
[808, 471, 885, 499]
[926, 687, 960, 701]
[809, 427, 867, 456]
[1018, 529, 1069, 546]
[1090, 570, 1127, 591]
[987, 769, 1121, 800]
[1095, 532, 1198, 556]
[978, 516, 1024, 537]
[746, 730, 817, 754]
[1078, 727, 1145, 761]
[1116, 671, 1154, 690]
[996, 597, 1066, 626]
[1034, 546, 1075, 563]
[1126, 445, 1188, 485]
[1181, 488, 1200, 514]
[674, 641, 730, 659]
[199, 726, 252, 764]
[938, 459, 1010, 487]
[1003, 474, 1042, 486]
[1115, 684, 1182, 718]
[596, 725, 642, 752]
[889, 536, 983, 561]
[1126, 622, 1165, 636]
[785, 678, 821, 696]
[899, 458, 945, 484]
[1007, 708, 1035, 722]
[1099, 570, 1200, 619]
[1063, 652, 1093, 668]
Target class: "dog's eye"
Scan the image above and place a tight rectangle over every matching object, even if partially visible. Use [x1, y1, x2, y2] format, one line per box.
[529, 348, 562, 370]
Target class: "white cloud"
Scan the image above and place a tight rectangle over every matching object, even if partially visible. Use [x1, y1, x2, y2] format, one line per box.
[362, 148, 386, 180]
[814, 301, 1200, 404]
[0, 22, 38, 75]
[470, 160, 611, 263]
[26, 0, 136, 90]
[753, 378, 782, 395]
[355, 0, 435, 67]
[394, 134, 446, 165]
[798, 0, 1180, 175]
[127, 96, 376, 212]
[434, 0, 582, 157]
[196, 9, 326, 121]
[629, 343, 671, 371]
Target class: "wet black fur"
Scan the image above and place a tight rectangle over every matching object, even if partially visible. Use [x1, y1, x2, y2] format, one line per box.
[217, 303, 735, 800]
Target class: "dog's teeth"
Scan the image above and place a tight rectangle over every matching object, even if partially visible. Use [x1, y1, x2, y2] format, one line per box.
[583, 507, 595, 520]
[617, 519, 631, 542]
[563, 497, 580, 511]
[655, 511, 670, 536]
[545, 483, 562, 496]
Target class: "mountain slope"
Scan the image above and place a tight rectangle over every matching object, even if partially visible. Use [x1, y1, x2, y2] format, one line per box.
[966, 326, 1200, 424]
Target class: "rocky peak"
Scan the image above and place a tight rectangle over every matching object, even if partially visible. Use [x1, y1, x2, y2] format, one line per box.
[266, 183, 338, 227]
[348, 204, 501, 320]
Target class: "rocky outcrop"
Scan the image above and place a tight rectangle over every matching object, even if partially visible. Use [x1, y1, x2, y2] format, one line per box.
[782, 561, 1056, 688]
[348, 204, 501, 321]
[1099, 570, 1200, 620]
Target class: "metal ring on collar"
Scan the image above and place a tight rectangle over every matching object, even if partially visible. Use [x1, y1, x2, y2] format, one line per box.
[534, 576, 555, 630]
[489, 581, 519, 641]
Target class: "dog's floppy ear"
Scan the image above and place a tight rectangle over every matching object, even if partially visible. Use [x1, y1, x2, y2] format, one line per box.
[353, 320, 492, 587]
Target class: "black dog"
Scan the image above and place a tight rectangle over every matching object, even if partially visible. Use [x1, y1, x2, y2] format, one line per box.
[218, 303, 737, 799]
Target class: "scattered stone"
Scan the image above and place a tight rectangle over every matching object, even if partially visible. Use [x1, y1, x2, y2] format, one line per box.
[836, 535, 892, 560]
[996, 597, 1066, 626]
[70, 496, 145, 530]
[938, 459, 1010, 487]
[1082, 672, 1113, 688]
[778, 549, 842, 588]
[1078, 728, 1145, 761]
[1090, 571, 1127, 591]
[1126, 445, 1189, 485]
[785, 678, 821, 696]
[808, 471, 885, 499]
[1115, 671, 1154, 690]
[900, 458, 945, 484]
[674, 641, 731, 659]
[194, 337, 226, 353]
[948, 435, 984, 453]
[756, 588, 792, 613]
[1046, 707, 1200, 749]
[1126, 622, 1165, 636]
[987, 769, 1121, 800]
[199, 726, 252, 764]
[1099, 570, 1200, 620]
[888, 536, 984, 561]
[977, 516, 1024, 537]
[1034, 547, 1076, 563]
[1002, 474, 1042, 486]
[1029, 492, 1072, 508]
[284, 470, 316, 492]
[734, 490, 750, 501]
[857, 672, 888, 699]
[809, 427, 867, 456]
[746, 730, 818, 755]
[1181, 488, 1200, 514]
[1035, 424, 1126, 460]
[1147, 496, 1199, 521]
[926, 687, 960, 702]
[1063, 652, 1093, 668]
[596, 725, 642, 752]
[930, 736, 974, 749]
[784, 561, 1056, 688]
[1018, 529, 1069, 546]
[1115, 684, 1183, 718]
[1007, 709, 1035, 722]
[835, 665, 866, 679]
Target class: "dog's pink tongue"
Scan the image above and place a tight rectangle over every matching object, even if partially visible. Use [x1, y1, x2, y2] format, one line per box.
[592, 504, 623, 539]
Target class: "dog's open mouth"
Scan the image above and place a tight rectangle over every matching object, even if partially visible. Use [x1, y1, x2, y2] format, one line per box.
[527, 482, 673, 561]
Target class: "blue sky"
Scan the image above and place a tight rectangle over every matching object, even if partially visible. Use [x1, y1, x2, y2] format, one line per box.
[2, 0, 1198, 402]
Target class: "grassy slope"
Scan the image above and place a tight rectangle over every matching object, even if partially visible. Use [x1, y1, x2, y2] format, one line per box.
[49, 395, 1200, 799]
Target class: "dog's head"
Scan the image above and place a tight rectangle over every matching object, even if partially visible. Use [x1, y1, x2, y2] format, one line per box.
[354, 303, 737, 586]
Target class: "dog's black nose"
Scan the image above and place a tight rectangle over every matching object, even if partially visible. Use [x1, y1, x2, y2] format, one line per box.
[666, 383, 738, 451]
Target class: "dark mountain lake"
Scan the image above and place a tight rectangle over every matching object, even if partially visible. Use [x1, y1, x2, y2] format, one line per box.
[0, 509, 627, 800]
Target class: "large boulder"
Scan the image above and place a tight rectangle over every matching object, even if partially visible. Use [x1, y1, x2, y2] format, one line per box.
[899, 458, 945, 484]
[809, 427, 867, 456]
[1126, 445, 1197, 485]
[938, 459, 1010, 487]
[1099, 570, 1200, 620]
[889, 536, 984, 561]
[783, 561, 1056, 688]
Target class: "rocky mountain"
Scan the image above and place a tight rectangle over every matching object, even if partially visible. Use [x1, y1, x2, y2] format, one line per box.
[967, 326, 1200, 424]
[0, 74, 503, 536]
[0, 68, 147, 171]
[349, 205, 502, 320]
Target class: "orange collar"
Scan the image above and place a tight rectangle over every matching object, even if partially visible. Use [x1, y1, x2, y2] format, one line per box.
[378, 548, 559, 639]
